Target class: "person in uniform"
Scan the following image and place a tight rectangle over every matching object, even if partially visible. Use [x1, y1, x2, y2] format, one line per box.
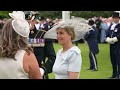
[106, 11, 120, 78]
[84, 19, 99, 71]
[24, 11, 56, 79]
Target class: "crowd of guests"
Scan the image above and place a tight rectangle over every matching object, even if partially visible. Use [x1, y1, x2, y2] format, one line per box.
[0, 14, 112, 45]
[87, 16, 113, 43]
[85, 12, 120, 79]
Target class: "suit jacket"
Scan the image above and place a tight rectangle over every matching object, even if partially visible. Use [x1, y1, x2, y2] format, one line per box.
[29, 26, 56, 75]
[84, 26, 99, 54]
[106, 23, 120, 46]
[39, 22, 49, 31]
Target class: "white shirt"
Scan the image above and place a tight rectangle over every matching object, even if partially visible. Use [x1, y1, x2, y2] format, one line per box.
[35, 23, 40, 30]
[110, 23, 118, 30]
[52, 46, 82, 79]
[0, 50, 29, 79]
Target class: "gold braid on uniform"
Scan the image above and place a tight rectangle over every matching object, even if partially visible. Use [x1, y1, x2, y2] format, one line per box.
[30, 30, 47, 48]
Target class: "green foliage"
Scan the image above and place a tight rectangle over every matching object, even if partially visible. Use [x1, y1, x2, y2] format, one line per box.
[0, 11, 12, 19]
[71, 11, 113, 19]
[38, 11, 62, 19]
[38, 11, 113, 19]
[0, 11, 113, 19]
[48, 43, 112, 79]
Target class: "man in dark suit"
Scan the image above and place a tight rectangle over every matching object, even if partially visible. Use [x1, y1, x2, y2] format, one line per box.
[84, 19, 99, 71]
[24, 11, 56, 79]
[95, 16, 102, 43]
[38, 16, 49, 31]
[106, 11, 120, 79]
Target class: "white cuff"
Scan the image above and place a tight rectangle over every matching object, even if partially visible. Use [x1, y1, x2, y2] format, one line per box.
[106, 37, 109, 42]
[106, 37, 112, 43]
[112, 37, 118, 43]
[39, 68, 45, 76]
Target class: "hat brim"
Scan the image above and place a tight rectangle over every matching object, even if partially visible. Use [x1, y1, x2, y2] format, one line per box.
[9, 13, 15, 19]
[12, 20, 30, 37]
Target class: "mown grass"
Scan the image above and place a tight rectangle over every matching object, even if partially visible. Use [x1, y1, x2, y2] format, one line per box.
[48, 43, 112, 79]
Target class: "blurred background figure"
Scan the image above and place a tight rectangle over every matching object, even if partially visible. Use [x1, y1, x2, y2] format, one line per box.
[84, 19, 99, 71]
[100, 18, 109, 43]
[38, 16, 49, 31]
[46, 18, 54, 30]
[95, 16, 102, 43]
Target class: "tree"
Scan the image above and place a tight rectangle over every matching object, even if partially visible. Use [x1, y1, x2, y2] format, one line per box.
[0, 11, 113, 19]
[71, 11, 113, 19]
[0, 11, 12, 19]
[38, 11, 62, 19]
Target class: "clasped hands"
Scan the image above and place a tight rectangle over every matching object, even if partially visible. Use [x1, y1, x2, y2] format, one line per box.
[106, 37, 118, 44]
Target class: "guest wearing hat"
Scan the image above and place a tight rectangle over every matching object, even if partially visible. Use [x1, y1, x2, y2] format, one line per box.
[25, 12, 56, 79]
[106, 11, 120, 78]
[0, 11, 42, 79]
[84, 19, 99, 71]
[52, 26, 82, 79]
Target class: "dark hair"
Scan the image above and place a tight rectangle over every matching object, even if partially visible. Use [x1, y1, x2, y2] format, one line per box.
[0, 19, 33, 60]
[39, 16, 45, 21]
[112, 12, 120, 18]
[88, 20, 95, 26]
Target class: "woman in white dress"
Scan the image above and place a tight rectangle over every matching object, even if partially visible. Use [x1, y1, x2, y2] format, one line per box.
[52, 26, 82, 79]
[0, 11, 42, 79]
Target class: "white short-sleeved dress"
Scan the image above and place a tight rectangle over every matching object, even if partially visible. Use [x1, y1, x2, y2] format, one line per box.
[52, 46, 82, 79]
[0, 50, 29, 79]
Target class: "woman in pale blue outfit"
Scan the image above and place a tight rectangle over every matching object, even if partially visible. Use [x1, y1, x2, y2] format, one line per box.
[52, 26, 82, 79]
[100, 19, 109, 43]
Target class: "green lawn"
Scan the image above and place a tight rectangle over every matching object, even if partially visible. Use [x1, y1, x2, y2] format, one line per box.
[48, 43, 112, 79]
